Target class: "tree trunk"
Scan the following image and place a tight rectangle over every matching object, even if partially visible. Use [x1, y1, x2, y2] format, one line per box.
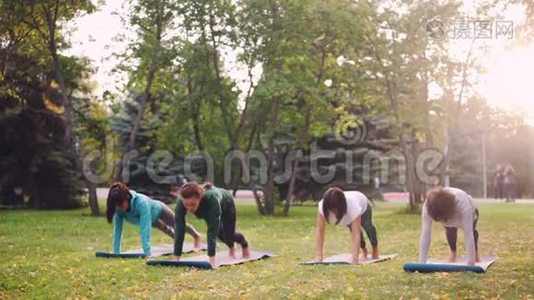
[113, 8, 162, 182]
[423, 82, 433, 147]
[44, 5, 100, 215]
[382, 71, 420, 212]
[264, 96, 281, 216]
[188, 78, 205, 151]
[283, 157, 299, 216]
[231, 67, 255, 150]
[249, 180, 266, 215]
[243, 121, 266, 215]
[207, 12, 234, 144]
[264, 133, 276, 215]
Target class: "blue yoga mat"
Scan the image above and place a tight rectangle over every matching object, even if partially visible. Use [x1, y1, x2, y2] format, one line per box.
[96, 252, 149, 258]
[403, 256, 496, 273]
[147, 260, 213, 269]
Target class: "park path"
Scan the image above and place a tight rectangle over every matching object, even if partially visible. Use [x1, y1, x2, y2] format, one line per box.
[383, 192, 534, 204]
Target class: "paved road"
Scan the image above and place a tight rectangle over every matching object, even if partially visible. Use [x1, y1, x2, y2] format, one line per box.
[383, 192, 534, 204]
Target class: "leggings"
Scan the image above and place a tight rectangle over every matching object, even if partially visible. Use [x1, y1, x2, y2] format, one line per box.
[348, 203, 378, 249]
[152, 202, 200, 239]
[218, 201, 248, 249]
[445, 209, 479, 252]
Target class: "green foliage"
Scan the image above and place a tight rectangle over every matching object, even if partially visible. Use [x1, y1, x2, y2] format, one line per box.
[3, 0, 534, 214]
[0, 53, 84, 208]
[0, 0, 103, 209]
[111, 93, 188, 201]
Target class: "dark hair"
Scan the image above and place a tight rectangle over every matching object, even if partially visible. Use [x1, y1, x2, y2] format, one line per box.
[426, 188, 456, 222]
[179, 182, 204, 200]
[322, 187, 347, 225]
[106, 182, 131, 223]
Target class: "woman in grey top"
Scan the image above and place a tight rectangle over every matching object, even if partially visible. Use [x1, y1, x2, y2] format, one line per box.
[419, 187, 480, 265]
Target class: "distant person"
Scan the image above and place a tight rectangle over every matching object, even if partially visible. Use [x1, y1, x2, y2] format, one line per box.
[504, 164, 517, 203]
[314, 188, 379, 264]
[493, 164, 505, 199]
[372, 176, 384, 202]
[419, 187, 480, 265]
[106, 182, 201, 257]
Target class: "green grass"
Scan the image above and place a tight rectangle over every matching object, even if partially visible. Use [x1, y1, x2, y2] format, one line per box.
[1, 202, 534, 299]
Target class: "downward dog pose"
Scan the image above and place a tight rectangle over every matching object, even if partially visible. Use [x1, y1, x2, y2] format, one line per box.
[315, 187, 379, 264]
[419, 187, 480, 265]
[174, 182, 249, 266]
[106, 182, 201, 256]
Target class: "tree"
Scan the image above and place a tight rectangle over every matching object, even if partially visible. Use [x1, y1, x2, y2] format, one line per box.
[364, 0, 465, 211]
[0, 50, 84, 208]
[0, 0, 103, 211]
[21, 0, 100, 214]
[113, 0, 178, 182]
[231, 0, 387, 215]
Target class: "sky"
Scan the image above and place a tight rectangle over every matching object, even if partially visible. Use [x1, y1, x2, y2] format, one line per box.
[65, 0, 261, 108]
[64, 0, 127, 96]
[66, 0, 533, 118]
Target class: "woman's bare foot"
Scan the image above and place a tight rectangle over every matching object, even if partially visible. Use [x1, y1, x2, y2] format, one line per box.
[228, 247, 236, 259]
[448, 251, 457, 262]
[361, 247, 368, 260]
[194, 237, 202, 248]
[372, 246, 379, 259]
[242, 247, 250, 259]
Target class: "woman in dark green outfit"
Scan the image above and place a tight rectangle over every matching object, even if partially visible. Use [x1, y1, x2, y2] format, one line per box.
[173, 182, 249, 266]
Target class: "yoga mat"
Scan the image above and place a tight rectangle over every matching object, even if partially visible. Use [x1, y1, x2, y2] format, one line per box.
[147, 250, 274, 269]
[403, 256, 497, 273]
[95, 243, 205, 258]
[301, 253, 398, 265]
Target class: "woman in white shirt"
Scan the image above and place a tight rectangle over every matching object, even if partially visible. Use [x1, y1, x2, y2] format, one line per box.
[419, 187, 480, 265]
[315, 187, 379, 264]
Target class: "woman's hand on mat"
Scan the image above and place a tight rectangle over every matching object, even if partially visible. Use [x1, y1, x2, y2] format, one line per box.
[314, 255, 323, 262]
[174, 255, 181, 261]
[351, 254, 359, 264]
[209, 256, 216, 266]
